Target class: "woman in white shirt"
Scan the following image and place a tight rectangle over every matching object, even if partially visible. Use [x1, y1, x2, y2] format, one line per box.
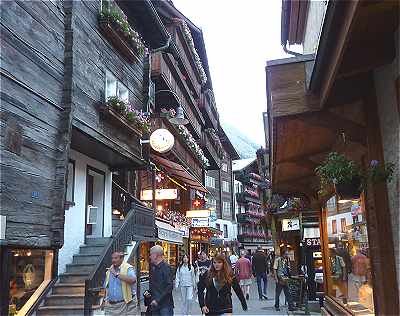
[175, 254, 196, 315]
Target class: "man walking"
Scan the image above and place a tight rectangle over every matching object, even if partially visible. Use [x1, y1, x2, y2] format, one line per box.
[194, 251, 211, 283]
[146, 245, 174, 315]
[103, 252, 137, 315]
[252, 246, 269, 300]
[273, 250, 294, 311]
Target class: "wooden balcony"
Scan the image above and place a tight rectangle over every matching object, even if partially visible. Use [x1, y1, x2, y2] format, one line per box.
[151, 52, 204, 139]
[198, 90, 219, 130]
[237, 234, 268, 244]
[236, 192, 261, 205]
[153, 117, 203, 180]
[200, 131, 221, 169]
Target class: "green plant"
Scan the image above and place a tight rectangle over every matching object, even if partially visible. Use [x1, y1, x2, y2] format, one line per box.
[367, 160, 395, 184]
[107, 96, 126, 114]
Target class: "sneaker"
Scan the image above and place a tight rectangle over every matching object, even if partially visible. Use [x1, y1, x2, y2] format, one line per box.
[262, 294, 268, 300]
[246, 293, 249, 300]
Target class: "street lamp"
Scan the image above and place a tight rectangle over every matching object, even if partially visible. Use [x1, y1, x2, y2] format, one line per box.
[154, 89, 189, 125]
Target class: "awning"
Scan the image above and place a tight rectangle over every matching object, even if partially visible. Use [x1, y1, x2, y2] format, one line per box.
[156, 220, 183, 244]
[151, 155, 208, 193]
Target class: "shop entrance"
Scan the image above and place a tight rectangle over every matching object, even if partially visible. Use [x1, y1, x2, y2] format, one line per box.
[85, 167, 105, 238]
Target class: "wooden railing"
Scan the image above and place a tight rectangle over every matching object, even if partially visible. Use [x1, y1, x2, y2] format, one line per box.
[151, 52, 203, 138]
[83, 202, 155, 315]
[201, 131, 221, 169]
[199, 91, 219, 130]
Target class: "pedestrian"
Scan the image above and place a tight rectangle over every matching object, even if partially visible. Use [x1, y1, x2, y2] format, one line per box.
[229, 250, 239, 270]
[236, 251, 252, 300]
[145, 245, 174, 316]
[198, 253, 248, 315]
[252, 246, 269, 300]
[102, 251, 138, 316]
[194, 251, 212, 284]
[273, 250, 294, 312]
[175, 255, 196, 316]
[245, 249, 252, 262]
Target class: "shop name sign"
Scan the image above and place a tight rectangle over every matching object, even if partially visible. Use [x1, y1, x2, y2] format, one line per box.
[191, 218, 210, 227]
[282, 218, 300, 231]
[305, 238, 321, 247]
[140, 189, 178, 201]
[158, 227, 183, 244]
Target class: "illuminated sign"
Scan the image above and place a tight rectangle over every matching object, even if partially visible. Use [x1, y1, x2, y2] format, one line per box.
[313, 251, 322, 258]
[282, 218, 300, 231]
[186, 210, 211, 218]
[149, 129, 175, 153]
[303, 227, 320, 239]
[140, 189, 178, 201]
[191, 218, 210, 227]
[305, 238, 321, 247]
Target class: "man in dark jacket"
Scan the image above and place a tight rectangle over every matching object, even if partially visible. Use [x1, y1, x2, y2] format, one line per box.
[146, 245, 174, 315]
[252, 246, 269, 300]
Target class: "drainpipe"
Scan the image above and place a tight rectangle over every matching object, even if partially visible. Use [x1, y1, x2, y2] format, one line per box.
[283, 42, 303, 57]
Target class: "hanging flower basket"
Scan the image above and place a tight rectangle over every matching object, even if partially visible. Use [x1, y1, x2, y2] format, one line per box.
[335, 176, 362, 200]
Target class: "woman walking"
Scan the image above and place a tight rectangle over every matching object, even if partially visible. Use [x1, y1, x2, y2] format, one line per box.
[198, 253, 248, 315]
[175, 255, 196, 316]
[236, 251, 253, 300]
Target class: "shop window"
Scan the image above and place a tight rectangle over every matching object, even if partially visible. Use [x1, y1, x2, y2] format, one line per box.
[65, 160, 75, 203]
[223, 224, 228, 238]
[105, 71, 128, 103]
[222, 180, 230, 193]
[332, 219, 337, 234]
[324, 196, 374, 314]
[9, 249, 54, 315]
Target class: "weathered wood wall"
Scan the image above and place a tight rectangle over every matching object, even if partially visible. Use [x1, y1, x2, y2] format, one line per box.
[0, 0, 66, 247]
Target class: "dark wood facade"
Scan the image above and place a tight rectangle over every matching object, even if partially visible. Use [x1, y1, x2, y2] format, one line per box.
[267, 1, 399, 315]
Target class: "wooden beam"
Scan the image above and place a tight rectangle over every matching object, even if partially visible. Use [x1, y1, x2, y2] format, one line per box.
[288, 0, 300, 44]
[277, 147, 332, 166]
[320, 0, 361, 106]
[338, 36, 396, 78]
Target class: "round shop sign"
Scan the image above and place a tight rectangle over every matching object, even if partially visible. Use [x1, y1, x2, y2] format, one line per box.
[150, 129, 175, 153]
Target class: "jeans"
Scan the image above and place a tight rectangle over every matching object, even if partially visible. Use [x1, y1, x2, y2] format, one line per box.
[152, 305, 174, 316]
[180, 286, 193, 315]
[274, 282, 293, 308]
[256, 272, 268, 298]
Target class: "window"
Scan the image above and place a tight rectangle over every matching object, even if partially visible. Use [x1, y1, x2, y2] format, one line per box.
[221, 163, 228, 172]
[234, 182, 242, 194]
[222, 202, 231, 218]
[340, 218, 346, 233]
[332, 219, 337, 234]
[216, 223, 221, 231]
[223, 224, 228, 238]
[205, 175, 215, 188]
[222, 180, 230, 193]
[325, 196, 374, 314]
[207, 198, 217, 211]
[65, 160, 75, 203]
[105, 71, 128, 103]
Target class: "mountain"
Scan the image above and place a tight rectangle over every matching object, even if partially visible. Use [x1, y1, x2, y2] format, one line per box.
[221, 123, 261, 159]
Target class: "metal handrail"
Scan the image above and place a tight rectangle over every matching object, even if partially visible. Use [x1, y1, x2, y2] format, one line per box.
[83, 202, 155, 315]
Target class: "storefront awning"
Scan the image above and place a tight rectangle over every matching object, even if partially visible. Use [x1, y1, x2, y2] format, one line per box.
[156, 220, 183, 244]
[151, 155, 208, 193]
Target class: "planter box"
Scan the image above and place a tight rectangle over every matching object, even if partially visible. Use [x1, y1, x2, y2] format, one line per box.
[99, 18, 141, 63]
[99, 105, 143, 137]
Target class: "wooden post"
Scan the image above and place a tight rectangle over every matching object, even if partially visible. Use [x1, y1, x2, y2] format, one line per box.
[363, 76, 399, 315]
[0, 247, 10, 316]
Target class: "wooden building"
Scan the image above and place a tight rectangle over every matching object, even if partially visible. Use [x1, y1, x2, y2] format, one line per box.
[266, 1, 399, 315]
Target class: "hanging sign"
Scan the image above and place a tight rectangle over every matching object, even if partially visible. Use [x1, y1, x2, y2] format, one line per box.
[140, 189, 178, 201]
[186, 210, 211, 218]
[282, 218, 300, 231]
[149, 129, 175, 153]
[191, 218, 210, 227]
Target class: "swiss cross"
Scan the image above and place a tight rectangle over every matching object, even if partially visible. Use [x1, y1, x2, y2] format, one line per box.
[193, 199, 201, 207]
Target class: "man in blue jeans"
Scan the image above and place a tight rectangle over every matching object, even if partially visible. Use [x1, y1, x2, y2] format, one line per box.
[252, 246, 269, 300]
[146, 245, 174, 315]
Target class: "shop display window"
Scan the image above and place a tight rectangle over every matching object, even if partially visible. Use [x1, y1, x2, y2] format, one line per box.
[138, 243, 150, 281]
[325, 196, 374, 315]
[9, 249, 54, 315]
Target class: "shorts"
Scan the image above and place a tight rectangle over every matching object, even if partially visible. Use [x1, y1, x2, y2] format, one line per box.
[239, 278, 252, 286]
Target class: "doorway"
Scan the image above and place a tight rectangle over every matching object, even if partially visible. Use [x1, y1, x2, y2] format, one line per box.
[85, 167, 105, 238]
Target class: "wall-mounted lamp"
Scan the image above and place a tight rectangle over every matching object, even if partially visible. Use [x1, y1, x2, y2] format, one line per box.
[155, 89, 189, 125]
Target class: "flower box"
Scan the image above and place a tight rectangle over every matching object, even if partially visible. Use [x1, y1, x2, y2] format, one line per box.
[99, 18, 143, 63]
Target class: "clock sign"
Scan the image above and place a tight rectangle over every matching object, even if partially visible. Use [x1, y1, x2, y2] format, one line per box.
[149, 129, 175, 153]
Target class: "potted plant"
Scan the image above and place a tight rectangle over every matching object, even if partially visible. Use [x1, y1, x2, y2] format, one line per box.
[316, 152, 395, 200]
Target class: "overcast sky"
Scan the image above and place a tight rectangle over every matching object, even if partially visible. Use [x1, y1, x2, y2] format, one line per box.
[173, 0, 290, 146]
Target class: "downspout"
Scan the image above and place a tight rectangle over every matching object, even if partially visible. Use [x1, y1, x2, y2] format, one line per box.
[283, 42, 303, 57]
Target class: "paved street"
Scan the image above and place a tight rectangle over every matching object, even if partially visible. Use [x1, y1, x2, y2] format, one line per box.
[173, 275, 320, 316]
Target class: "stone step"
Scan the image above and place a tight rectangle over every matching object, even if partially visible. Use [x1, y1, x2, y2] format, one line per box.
[66, 263, 95, 274]
[52, 283, 85, 295]
[85, 237, 110, 246]
[73, 254, 100, 265]
[79, 244, 105, 255]
[37, 305, 101, 316]
[44, 294, 84, 306]
[59, 272, 89, 284]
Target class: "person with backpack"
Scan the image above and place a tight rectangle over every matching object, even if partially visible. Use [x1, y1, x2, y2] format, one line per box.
[197, 253, 247, 315]
[273, 250, 294, 312]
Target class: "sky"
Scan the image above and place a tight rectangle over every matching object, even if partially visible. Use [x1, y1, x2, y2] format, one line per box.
[173, 0, 290, 146]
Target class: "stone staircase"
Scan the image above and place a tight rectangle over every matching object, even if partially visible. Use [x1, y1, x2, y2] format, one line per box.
[37, 235, 117, 315]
